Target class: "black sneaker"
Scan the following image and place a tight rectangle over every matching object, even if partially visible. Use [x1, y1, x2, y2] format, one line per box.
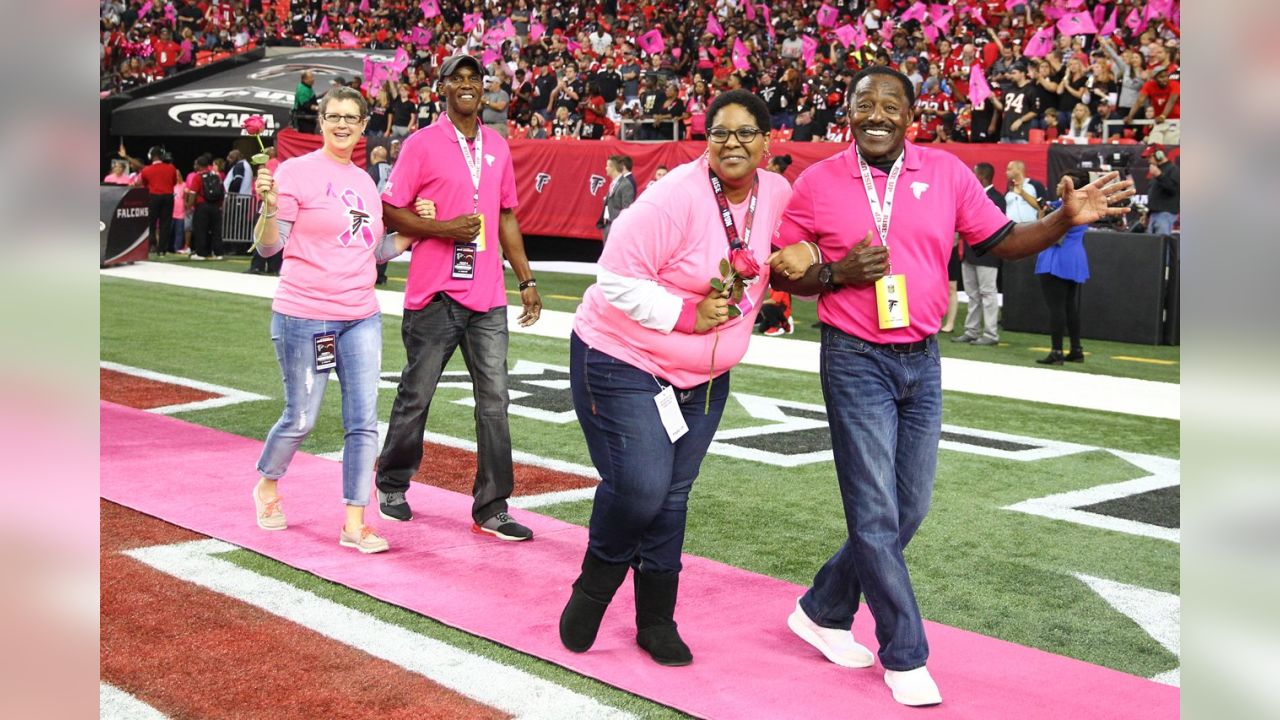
[1064, 348, 1086, 363]
[472, 512, 533, 541]
[377, 489, 412, 522]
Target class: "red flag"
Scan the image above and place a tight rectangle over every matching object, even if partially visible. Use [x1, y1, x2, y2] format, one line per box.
[969, 63, 993, 106]
[1057, 11, 1098, 35]
[817, 3, 838, 28]
[1023, 27, 1055, 57]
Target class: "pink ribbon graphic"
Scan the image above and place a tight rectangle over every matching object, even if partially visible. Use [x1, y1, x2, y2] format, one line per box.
[338, 189, 377, 249]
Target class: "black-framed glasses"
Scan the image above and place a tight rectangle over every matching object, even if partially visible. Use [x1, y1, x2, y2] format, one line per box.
[708, 126, 762, 144]
[321, 113, 366, 125]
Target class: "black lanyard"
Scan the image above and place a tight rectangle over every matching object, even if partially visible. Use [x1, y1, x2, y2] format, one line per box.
[708, 169, 758, 251]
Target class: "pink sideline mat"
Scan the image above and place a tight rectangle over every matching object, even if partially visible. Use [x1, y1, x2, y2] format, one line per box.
[101, 402, 1179, 719]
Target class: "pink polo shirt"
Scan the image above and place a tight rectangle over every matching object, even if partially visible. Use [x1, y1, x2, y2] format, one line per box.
[776, 141, 1009, 343]
[271, 150, 385, 321]
[384, 115, 518, 313]
[574, 157, 793, 389]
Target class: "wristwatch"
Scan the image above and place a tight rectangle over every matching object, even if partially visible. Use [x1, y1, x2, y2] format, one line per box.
[518, 278, 538, 291]
[817, 263, 837, 292]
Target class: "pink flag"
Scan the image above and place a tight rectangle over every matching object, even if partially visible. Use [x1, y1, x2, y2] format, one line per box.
[393, 47, 411, 72]
[502, 18, 516, 38]
[929, 4, 955, 30]
[1100, 9, 1118, 36]
[801, 34, 818, 66]
[164, 4, 177, 23]
[567, 39, 582, 54]
[901, 2, 928, 23]
[744, 2, 756, 21]
[672, 47, 682, 59]
[1145, 0, 1174, 21]
[707, 15, 724, 40]
[362, 56, 374, 83]
[732, 38, 751, 70]
[854, 19, 868, 47]
[969, 63, 993, 106]
[359, 0, 369, 13]
[878, 19, 895, 42]
[481, 49, 501, 67]
[420, 0, 439, 19]
[529, 22, 545, 41]
[1093, 3, 1108, 27]
[760, 5, 774, 39]
[636, 29, 665, 54]
[139, 1, 153, 17]
[1065, 0, 1085, 8]
[1057, 10, 1098, 35]
[923, 25, 939, 43]
[834, 23, 857, 47]
[1023, 27, 1055, 57]
[817, 3, 838, 28]
[463, 13, 482, 32]
[317, 15, 330, 36]
[339, 30, 359, 48]
[967, 6, 987, 26]
[1005, 0, 1027, 9]
[1125, 8, 1144, 32]
[1044, 6, 1065, 21]
[483, 28, 505, 48]
[411, 27, 432, 47]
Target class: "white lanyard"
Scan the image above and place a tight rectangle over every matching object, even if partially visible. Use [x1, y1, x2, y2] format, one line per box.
[855, 148, 905, 252]
[449, 117, 483, 212]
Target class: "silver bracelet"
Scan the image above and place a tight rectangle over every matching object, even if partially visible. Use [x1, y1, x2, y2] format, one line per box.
[804, 241, 820, 266]
[260, 207, 277, 219]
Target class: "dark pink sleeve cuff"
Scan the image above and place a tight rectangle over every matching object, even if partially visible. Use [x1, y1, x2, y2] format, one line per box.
[674, 297, 699, 334]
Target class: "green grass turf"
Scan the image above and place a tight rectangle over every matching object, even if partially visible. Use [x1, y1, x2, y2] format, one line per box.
[145, 253, 1180, 384]
[101, 275, 1180, 689]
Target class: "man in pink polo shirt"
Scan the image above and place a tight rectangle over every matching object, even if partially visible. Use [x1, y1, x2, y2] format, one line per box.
[375, 54, 543, 542]
[768, 66, 1135, 707]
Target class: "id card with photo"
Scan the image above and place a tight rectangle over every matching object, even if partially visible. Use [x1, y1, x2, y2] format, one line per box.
[313, 332, 337, 372]
[452, 242, 477, 280]
[875, 274, 910, 329]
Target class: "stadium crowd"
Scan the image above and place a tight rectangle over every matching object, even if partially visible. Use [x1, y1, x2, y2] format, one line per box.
[102, 0, 1180, 145]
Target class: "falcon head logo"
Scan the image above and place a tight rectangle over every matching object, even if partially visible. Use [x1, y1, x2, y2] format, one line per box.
[589, 174, 606, 196]
[910, 181, 929, 199]
[535, 172, 552, 193]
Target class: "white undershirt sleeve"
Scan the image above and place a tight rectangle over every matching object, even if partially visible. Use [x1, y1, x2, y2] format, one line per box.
[596, 267, 685, 334]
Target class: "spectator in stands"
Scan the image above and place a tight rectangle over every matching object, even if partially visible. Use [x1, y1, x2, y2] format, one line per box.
[187, 153, 225, 261]
[1034, 169, 1092, 366]
[1062, 103, 1094, 144]
[481, 75, 511, 138]
[597, 154, 635, 242]
[293, 70, 317, 133]
[651, 83, 687, 141]
[766, 154, 793, 175]
[580, 83, 611, 140]
[223, 149, 253, 195]
[249, 85, 435, 554]
[1125, 67, 1180, 145]
[103, 158, 135, 185]
[366, 144, 394, 285]
[558, 89, 792, 668]
[1144, 145, 1179, 235]
[993, 61, 1036, 144]
[133, 146, 181, 256]
[374, 54, 542, 543]
[367, 86, 391, 136]
[389, 83, 418, 138]
[954, 162, 1005, 346]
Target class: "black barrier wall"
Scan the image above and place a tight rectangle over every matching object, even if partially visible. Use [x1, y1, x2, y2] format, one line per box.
[1002, 230, 1179, 346]
[101, 187, 152, 267]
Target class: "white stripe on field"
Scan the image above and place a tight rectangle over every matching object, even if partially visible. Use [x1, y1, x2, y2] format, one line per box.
[100, 361, 270, 414]
[125, 539, 635, 720]
[101, 262, 1179, 419]
[100, 683, 171, 720]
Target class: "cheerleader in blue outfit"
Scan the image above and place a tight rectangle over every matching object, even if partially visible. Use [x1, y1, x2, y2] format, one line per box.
[1034, 170, 1092, 365]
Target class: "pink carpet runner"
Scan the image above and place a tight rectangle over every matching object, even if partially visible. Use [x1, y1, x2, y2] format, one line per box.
[100, 402, 1178, 719]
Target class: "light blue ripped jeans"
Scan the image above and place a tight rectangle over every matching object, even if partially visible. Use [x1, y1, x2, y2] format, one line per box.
[256, 311, 382, 506]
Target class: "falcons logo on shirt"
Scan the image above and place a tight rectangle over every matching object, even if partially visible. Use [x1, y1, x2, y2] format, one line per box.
[535, 172, 552, 192]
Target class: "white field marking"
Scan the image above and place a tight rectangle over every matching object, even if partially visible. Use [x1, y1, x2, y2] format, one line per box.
[509, 486, 598, 509]
[125, 539, 636, 720]
[1003, 451, 1180, 543]
[100, 683, 171, 720]
[1076, 574, 1180, 687]
[102, 262, 1179, 419]
[100, 361, 269, 414]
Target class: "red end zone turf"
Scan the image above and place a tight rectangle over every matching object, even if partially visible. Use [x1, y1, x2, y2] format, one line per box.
[101, 401, 1179, 720]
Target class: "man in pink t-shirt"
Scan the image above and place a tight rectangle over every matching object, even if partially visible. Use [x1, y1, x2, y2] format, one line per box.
[768, 66, 1136, 708]
[374, 54, 543, 542]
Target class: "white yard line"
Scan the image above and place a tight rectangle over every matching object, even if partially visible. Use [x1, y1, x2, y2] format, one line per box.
[100, 683, 172, 720]
[100, 361, 269, 414]
[102, 262, 1180, 420]
[125, 539, 636, 720]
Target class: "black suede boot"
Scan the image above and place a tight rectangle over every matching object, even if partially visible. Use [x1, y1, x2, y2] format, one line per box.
[634, 570, 693, 666]
[1036, 350, 1065, 365]
[559, 552, 630, 652]
[1064, 347, 1085, 363]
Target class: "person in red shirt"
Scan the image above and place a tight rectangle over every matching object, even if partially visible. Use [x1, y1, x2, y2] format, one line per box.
[151, 27, 181, 76]
[1125, 67, 1180, 124]
[133, 147, 181, 255]
[914, 79, 953, 143]
[944, 44, 978, 102]
[185, 153, 225, 261]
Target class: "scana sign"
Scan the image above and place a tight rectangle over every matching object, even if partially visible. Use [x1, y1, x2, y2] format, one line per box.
[167, 103, 282, 132]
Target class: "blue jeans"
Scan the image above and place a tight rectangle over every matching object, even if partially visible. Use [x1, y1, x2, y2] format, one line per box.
[799, 325, 942, 671]
[570, 333, 729, 574]
[257, 312, 383, 506]
[1148, 211, 1177, 235]
[378, 294, 513, 523]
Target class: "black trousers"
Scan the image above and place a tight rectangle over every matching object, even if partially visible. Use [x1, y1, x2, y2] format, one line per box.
[248, 249, 283, 274]
[147, 194, 174, 254]
[1039, 274, 1082, 352]
[191, 202, 224, 258]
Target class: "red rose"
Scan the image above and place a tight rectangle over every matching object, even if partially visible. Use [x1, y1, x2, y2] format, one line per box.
[730, 247, 760, 279]
[242, 115, 267, 136]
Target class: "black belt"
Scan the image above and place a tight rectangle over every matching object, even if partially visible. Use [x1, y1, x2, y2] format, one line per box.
[860, 334, 934, 354]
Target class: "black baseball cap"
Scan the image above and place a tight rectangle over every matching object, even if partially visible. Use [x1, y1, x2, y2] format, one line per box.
[440, 54, 483, 78]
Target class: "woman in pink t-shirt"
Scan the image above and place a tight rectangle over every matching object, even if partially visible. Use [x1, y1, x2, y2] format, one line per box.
[248, 87, 434, 555]
[559, 90, 793, 666]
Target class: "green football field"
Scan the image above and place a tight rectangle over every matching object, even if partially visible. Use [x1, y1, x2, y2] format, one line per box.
[101, 272, 1180, 715]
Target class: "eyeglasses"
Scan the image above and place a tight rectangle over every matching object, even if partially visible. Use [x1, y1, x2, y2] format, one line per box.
[321, 113, 365, 125]
[707, 127, 762, 144]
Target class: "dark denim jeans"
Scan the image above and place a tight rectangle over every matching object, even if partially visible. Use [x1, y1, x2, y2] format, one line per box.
[378, 294, 513, 523]
[570, 333, 729, 574]
[799, 325, 942, 672]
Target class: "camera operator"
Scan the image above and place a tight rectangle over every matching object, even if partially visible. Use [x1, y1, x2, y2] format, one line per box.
[1143, 145, 1179, 235]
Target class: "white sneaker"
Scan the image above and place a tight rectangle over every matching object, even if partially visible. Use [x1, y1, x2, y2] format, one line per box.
[786, 599, 874, 668]
[884, 667, 942, 707]
[210, 255, 224, 260]
[189, 254, 205, 260]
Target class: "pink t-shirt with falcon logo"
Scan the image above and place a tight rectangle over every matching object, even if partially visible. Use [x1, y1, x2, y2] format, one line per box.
[271, 149, 385, 321]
